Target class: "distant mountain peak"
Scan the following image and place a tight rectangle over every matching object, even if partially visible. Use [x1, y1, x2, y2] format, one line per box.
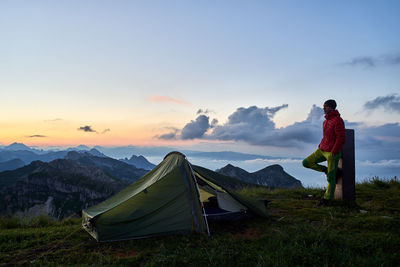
[5, 142, 32, 151]
[262, 164, 284, 171]
[88, 148, 107, 157]
[120, 154, 156, 170]
[218, 164, 246, 171]
[129, 155, 145, 160]
[65, 149, 107, 160]
[217, 163, 302, 189]
[10, 142, 25, 146]
[67, 145, 90, 151]
[76, 144, 90, 149]
[216, 164, 250, 181]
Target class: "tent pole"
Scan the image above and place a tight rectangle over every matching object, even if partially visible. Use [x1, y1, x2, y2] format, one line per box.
[188, 162, 210, 236]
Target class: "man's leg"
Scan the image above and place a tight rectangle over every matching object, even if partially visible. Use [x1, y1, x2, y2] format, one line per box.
[302, 148, 327, 173]
[322, 151, 342, 199]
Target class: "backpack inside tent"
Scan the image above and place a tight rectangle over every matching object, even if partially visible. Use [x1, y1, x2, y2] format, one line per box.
[82, 151, 268, 242]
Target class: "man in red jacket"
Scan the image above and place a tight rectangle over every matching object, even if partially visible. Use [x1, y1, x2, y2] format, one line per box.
[302, 99, 346, 199]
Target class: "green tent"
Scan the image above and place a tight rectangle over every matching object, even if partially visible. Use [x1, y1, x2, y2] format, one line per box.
[82, 152, 268, 241]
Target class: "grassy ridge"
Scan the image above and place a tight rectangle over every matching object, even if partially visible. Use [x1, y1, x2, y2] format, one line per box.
[1, 177, 399, 266]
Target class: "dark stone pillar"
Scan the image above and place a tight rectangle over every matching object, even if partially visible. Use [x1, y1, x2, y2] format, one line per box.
[334, 129, 356, 201]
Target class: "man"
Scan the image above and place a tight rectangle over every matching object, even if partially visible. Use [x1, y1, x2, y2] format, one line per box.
[302, 99, 346, 199]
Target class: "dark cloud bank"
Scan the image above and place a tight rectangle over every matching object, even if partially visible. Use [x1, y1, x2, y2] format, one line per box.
[345, 54, 400, 68]
[159, 104, 321, 147]
[364, 94, 400, 113]
[78, 126, 96, 133]
[78, 126, 111, 134]
[158, 97, 400, 161]
[28, 135, 47, 138]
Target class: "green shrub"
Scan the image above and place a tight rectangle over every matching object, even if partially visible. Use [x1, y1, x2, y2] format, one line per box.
[357, 176, 399, 190]
[0, 214, 58, 229]
[30, 214, 56, 227]
[0, 216, 22, 229]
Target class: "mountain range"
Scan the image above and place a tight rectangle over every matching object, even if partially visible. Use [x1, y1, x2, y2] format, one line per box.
[0, 159, 128, 218]
[0, 142, 303, 219]
[0, 158, 25, 172]
[217, 164, 303, 189]
[0, 143, 155, 171]
[65, 151, 148, 182]
[0, 143, 296, 174]
[91, 145, 299, 162]
[0, 151, 150, 218]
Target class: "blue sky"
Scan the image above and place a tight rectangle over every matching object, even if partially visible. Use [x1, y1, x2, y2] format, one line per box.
[1, 1, 399, 183]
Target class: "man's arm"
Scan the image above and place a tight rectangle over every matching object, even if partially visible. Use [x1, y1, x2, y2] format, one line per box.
[331, 118, 346, 155]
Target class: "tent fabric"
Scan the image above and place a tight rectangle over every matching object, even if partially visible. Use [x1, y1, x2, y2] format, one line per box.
[215, 192, 247, 212]
[192, 165, 269, 217]
[82, 152, 268, 242]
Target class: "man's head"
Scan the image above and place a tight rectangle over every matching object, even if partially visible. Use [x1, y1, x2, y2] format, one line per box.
[323, 99, 337, 115]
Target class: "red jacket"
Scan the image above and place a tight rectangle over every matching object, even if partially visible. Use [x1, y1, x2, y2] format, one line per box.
[319, 110, 346, 155]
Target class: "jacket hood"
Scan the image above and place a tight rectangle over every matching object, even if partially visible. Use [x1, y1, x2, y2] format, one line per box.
[325, 109, 340, 119]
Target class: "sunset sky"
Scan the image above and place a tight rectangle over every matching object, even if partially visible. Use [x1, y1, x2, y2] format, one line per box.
[1, 1, 399, 165]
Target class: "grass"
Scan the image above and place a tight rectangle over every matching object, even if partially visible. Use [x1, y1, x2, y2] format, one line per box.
[1, 177, 399, 266]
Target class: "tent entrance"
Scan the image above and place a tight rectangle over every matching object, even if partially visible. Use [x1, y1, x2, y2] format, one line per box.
[196, 174, 251, 222]
[200, 193, 252, 222]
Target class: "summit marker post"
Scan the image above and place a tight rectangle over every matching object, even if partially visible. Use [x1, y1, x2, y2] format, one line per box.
[334, 129, 355, 201]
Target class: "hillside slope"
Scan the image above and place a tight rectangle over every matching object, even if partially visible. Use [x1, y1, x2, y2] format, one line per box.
[0, 158, 25, 172]
[119, 155, 156, 170]
[217, 163, 303, 188]
[65, 151, 148, 182]
[0, 159, 129, 218]
[1, 177, 398, 266]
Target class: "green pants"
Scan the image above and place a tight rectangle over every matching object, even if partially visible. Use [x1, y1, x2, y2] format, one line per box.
[302, 148, 342, 199]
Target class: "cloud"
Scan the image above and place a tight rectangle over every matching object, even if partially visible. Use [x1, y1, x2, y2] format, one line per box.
[210, 105, 291, 145]
[211, 118, 218, 127]
[197, 109, 214, 115]
[345, 54, 400, 68]
[159, 104, 322, 147]
[101, 128, 111, 134]
[358, 159, 400, 168]
[156, 112, 218, 140]
[253, 105, 323, 146]
[148, 95, 190, 105]
[345, 56, 376, 68]
[363, 94, 400, 113]
[156, 103, 400, 163]
[77, 126, 111, 134]
[78, 126, 96, 133]
[157, 128, 179, 140]
[383, 54, 400, 65]
[357, 123, 400, 139]
[181, 115, 212, 139]
[244, 158, 302, 164]
[158, 132, 178, 140]
[27, 135, 47, 138]
[348, 121, 400, 161]
[157, 104, 326, 146]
